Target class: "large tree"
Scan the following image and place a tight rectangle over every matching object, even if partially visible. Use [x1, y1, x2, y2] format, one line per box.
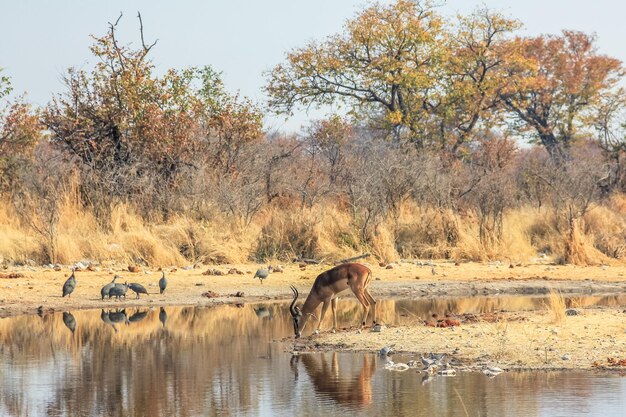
[499, 31, 623, 162]
[266, 1, 519, 154]
[266, 0, 446, 145]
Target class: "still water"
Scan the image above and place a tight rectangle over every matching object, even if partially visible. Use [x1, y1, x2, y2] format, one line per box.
[0, 295, 625, 416]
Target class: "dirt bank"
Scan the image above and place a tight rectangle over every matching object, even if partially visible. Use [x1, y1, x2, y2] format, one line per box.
[0, 260, 625, 317]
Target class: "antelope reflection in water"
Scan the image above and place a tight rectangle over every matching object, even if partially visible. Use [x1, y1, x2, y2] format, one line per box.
[293, 352, 377, 407]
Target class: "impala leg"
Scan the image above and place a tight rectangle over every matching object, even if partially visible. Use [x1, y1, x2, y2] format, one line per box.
[317, 300, 330, 332]
[364, 289, 377, 324]
[354, 291, 370, 328]
[331, 298, 338, 332]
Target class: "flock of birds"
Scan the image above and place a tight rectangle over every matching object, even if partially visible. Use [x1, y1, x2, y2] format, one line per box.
[378, 347, 504, 380]
[60, 263, 275, 301]
[61, 269, 168, 300]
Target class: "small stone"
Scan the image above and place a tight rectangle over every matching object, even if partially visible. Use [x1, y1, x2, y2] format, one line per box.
[565, 309, 580, 316]
[562, 354, 571, 361]
[371, 323, 385, 332]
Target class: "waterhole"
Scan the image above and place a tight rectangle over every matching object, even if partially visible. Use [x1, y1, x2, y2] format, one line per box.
[0, 295, 624, 416]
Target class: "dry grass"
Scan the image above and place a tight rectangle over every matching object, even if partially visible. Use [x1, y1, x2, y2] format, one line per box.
[2, 193, 626, 266]
[547, 290, 567, 324]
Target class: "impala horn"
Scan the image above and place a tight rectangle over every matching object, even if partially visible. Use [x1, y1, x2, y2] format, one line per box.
[289, 285, 299, 317]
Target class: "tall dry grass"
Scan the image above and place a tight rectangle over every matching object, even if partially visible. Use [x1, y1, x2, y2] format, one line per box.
[547, 290, 567, 324]
[1, 193, 626, 266]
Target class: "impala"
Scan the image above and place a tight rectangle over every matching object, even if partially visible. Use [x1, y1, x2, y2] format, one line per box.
[289, 263, 376, 338]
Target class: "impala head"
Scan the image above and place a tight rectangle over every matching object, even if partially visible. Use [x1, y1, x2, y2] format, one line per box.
[289, 285, 303, 338]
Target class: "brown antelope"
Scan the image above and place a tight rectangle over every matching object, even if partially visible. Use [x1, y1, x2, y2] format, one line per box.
[289, 263, 376, 338]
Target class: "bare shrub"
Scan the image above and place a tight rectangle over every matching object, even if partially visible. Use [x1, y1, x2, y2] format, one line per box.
[462, 135, 518, 247]
[517, 145, 607, 264]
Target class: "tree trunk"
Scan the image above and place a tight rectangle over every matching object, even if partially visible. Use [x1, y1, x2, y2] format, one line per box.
[539, 132, 567, 163]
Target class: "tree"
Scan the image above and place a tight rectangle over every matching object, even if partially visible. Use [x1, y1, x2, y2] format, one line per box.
[499, 31, 623, 162]
[42, 13, 263, 216]
[463, 134, 517, 246]
[266, 1, 519, 155]
[0, 70, 41, 193]
[0, 68, 11, 99]
[435, 8, 520, 154]
[266, 0, 446, 145]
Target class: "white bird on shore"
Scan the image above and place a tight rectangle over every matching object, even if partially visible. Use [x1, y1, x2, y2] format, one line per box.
[483, 366, 504, 378]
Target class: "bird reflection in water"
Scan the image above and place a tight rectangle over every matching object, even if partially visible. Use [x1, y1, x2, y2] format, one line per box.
[62, 311, 76, 334]
[100, 309, 121, 333]
[108, 309, 129, 325]
[159, 307, 168, 328]
[292, 352, 377, 407]
[254, 305, 272, 320]
[128, 309, 150, 323]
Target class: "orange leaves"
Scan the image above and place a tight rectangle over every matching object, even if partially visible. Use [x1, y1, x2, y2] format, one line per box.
[499, 30, 622, 159]
[0, 99, 40, 156]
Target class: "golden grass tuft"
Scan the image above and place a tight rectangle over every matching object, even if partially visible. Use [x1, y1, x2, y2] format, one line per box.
[2, 189, 626, 266]
[547, 290, 566, 324]
[0, 205, 41, 263]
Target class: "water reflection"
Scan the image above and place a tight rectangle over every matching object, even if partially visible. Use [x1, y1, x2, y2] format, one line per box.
[254, 305, 272, 320]
[158, 306, 167, 328]
[0, 296, 624, 416]
[294, 352, 378, 408]
[62, 311, 76, 334]
[128, 309, 149, 323]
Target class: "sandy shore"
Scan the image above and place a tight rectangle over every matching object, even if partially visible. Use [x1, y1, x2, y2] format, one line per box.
[1, 260, 625, 371]
[1, 259, 624, 317]
[292, 307, 626, 371]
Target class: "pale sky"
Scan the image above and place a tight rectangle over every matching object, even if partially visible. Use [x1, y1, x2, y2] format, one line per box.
[1, 0, 624, 133]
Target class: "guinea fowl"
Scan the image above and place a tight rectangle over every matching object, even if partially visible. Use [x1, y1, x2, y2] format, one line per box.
[253, 266, 273, 284]
[62, 270, 76, 298]
[108, 282, 129, 300]
[100, 275, 120, 300]
[159, 271, 167, 294]
[128, 282, 149, 299]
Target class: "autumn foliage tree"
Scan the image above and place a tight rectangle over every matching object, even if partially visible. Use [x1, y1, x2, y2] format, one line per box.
[499, 31, 623, 162]
[266, 0, 446, 146]
[0, 71, 41, 194]
[43, 14, 263, 217]
[266, 1, 520, 155]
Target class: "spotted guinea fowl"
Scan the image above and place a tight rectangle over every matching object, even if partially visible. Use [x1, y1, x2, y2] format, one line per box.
[159, 271, 167, 294]
[100, 275, 120, 300]
[253, 266, 273, 284]
[128, 282, 149, 299]
[108, 282, 129, 300]
[62, 270, 76, 298]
